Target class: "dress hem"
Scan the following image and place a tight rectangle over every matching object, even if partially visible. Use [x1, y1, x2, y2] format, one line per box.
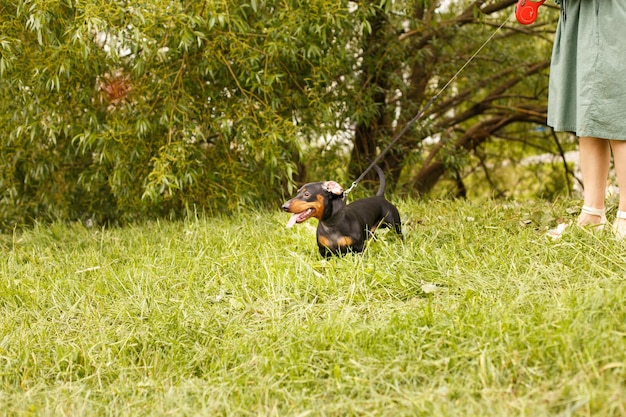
[548, 123, 626, 141]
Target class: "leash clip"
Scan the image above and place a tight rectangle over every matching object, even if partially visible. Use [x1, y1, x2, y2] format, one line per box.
[515, 0, 546, 25]
[344, 182, 358, 197]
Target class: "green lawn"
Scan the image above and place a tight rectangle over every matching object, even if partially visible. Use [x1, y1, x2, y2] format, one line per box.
[1, 199, 625, 416]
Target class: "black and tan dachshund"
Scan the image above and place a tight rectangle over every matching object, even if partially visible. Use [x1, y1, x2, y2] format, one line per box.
[282, 165, 402, 257]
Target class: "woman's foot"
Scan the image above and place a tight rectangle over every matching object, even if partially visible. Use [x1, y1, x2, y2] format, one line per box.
[577, 205, 606, 231]
[549, 205, 606, 239]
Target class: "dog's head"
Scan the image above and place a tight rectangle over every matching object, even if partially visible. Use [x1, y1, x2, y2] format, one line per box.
[281, 181, 344, 227]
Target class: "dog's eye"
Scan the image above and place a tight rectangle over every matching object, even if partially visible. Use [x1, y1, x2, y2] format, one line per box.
[303, 191, 311, 197]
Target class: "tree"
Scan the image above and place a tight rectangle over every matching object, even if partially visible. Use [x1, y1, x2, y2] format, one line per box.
[0, 0, 565, 229]
[0, 0, 362, 228]
[340, 0, 563, 198]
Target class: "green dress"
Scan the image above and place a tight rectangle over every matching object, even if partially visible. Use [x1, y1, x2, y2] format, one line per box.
[548, 0, 626, 140]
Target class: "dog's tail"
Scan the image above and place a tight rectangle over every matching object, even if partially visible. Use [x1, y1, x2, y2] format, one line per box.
[373, 164, 386, 197]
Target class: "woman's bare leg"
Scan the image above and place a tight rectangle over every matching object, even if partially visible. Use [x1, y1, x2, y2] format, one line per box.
[610, 140, 626, 235]
[578, 136, 610, 226]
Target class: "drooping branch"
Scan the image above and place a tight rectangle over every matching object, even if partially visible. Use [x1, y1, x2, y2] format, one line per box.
[435, 60, 550, 129]
[413, 109, 544, 194]
[406, 53, 550, 195]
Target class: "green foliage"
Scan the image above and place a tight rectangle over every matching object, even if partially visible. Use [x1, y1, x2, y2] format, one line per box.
[292, 0, 562, 200]
[0, 0, 363, 229]
[0, 0, 566, 229]
[1, 200, 626, 415]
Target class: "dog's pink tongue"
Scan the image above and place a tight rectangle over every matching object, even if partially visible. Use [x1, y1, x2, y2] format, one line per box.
[286, 213, 298, 228]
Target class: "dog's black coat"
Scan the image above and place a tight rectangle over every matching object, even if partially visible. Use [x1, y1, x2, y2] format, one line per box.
[282, 165, 402, 257]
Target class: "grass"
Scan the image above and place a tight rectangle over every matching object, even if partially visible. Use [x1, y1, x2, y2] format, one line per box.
[1, 198, 625, 416]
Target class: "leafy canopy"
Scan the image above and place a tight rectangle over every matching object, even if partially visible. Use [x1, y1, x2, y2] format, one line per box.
[0, 0, 563, 229]
[0, 0, 370, 228]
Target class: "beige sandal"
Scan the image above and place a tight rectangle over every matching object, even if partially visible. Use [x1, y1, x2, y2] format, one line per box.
[613, 210, 626, 239]
[579, 205, 606, 231]
[548, 205, 606, 239]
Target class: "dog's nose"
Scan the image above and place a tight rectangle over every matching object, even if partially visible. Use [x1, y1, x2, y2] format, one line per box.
[281, 202, 290, 212]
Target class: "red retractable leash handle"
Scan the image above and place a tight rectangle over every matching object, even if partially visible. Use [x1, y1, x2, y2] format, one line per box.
[515, 0, 546, 25]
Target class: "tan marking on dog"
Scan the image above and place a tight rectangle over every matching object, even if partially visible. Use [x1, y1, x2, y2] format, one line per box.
[310, 194, 325, 220]
[318, 235, 331, 248]
[337, 236, 353, 247]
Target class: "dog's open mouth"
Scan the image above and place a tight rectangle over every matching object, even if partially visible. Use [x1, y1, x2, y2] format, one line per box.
[286, 208, 315, 228]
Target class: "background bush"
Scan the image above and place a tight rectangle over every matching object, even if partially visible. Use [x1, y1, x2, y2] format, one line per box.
[0, 0, 360, 228]
[0, 0, 572, 230]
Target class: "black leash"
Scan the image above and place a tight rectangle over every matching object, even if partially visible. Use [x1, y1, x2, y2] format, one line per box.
[344, 11, 512, 196]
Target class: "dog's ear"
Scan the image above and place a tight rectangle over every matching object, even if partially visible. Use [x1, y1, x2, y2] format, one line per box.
[322, 181, 344, 196]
